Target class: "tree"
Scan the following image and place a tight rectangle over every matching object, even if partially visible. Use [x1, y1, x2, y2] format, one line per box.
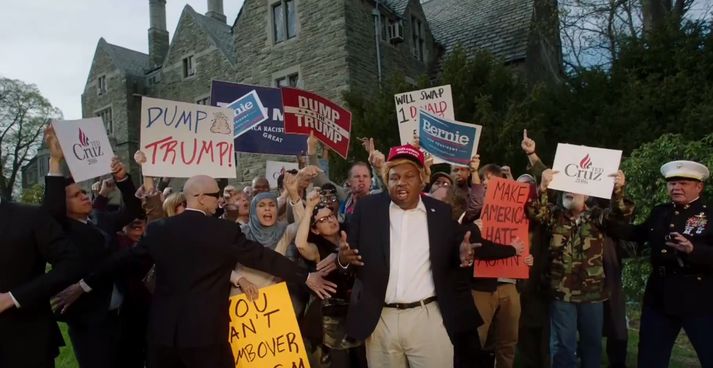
[0, 77, 61, 200]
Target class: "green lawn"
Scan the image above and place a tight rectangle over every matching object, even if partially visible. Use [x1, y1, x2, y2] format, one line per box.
[56, 323, 77, 368]
[55, 314, 702, 368]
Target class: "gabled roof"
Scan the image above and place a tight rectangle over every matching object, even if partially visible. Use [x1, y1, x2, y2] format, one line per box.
[183, 5, 235, 64]
[383, 0, 410, 15]
[422, 0, 534, 63]
[99, 38, 149, 77]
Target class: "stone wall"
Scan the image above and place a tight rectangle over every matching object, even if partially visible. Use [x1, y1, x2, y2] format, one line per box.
[232, 0, 350, 103]
[344, 0, 435, 95]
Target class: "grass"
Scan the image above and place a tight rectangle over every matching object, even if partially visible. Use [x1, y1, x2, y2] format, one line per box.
[56, 323, 77, 368]
[55, 310, 702, 368]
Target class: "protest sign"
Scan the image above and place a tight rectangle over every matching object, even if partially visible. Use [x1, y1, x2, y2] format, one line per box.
[281, 87, 352, 159]
[228, 282, 310, 368]
[265, 161, 299, 189]
[549, 143, 623, 199]
[211, 81, 307, 155]
[475, 177, 531, 279]
[229, 90, 269, 138]
[51, 118, 115, 183]
[394, 84, 454, 145]
[418, 110, 481, 166]
[140, 97, 236, 178]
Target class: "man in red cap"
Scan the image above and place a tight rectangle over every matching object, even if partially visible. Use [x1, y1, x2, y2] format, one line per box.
[338, 144, 482, 367]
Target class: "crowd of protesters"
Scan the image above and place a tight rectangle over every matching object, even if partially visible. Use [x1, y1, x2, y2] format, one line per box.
[0, 125, 711, 368]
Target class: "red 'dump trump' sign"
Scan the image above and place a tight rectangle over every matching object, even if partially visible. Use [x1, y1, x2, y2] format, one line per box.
[281, 87, 352, 159]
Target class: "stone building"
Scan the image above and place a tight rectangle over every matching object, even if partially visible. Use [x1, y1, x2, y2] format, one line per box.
[23, 0, 561, 188]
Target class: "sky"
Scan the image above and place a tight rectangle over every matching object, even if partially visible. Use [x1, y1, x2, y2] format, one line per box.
[0, 1, 245, 120]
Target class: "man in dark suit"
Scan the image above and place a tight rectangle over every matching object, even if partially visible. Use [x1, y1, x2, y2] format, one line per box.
[338, 144, 481, 367]
[41, 126, 144, 368]
[92, 174, 336, 368]
[607, 160, 713, 368]
[0, 198, 80, 367]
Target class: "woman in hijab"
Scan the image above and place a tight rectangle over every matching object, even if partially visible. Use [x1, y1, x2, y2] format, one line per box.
[231, 172, 305, 300]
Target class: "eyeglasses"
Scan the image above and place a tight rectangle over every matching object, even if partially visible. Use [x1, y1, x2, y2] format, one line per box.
[432, 180, 451, 187]
[315, 214, 337, 224]
[195, 191, 221, 198]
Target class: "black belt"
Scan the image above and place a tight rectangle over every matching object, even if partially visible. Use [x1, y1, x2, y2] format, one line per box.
[384, 296, 437, 310]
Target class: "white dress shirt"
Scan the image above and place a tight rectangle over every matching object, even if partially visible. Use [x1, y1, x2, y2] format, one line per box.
[384, 198, 436, 304]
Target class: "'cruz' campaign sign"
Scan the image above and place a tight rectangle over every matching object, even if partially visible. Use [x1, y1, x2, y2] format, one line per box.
[140, 97, 236, 178]
[282, 87, 352, 159]
[418, 110, 481, 166]
[211, 81, 307, 155]
[549, 143, 622, 199]
[51, 118, 115, 183]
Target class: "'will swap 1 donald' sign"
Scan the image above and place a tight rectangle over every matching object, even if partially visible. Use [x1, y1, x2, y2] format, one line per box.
[140, 97, 237, 178]
[418, 110, 482, 166]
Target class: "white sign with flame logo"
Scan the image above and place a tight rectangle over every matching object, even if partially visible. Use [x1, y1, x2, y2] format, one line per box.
[51, 117, 115, 183]
[549, 143, 622, 199]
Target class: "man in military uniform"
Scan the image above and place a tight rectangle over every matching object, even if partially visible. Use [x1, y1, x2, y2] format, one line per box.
[607, 160, 712, 368]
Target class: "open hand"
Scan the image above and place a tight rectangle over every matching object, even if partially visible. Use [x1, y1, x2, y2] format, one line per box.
[306, 272, 337, 300]
[316, 253, 338, 275]
[337, 231, 364, 267]
[51, 283, 84, 314]
[459, 231, 483, 267]
[44, 125, 64, 161]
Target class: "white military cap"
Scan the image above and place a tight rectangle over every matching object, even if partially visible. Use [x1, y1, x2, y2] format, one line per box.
[660, 160, 710, 181]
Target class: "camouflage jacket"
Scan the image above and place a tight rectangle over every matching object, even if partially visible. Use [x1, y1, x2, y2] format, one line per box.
[528, 191, 629, 303]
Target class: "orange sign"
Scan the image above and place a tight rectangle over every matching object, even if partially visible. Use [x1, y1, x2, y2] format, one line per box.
[474, 177, 530, 279]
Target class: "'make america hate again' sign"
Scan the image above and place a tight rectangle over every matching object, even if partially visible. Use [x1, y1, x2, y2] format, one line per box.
[475, 177, 531, 279]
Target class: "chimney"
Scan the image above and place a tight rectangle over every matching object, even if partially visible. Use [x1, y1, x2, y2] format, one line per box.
[148, 0, 169, 67]
[206, 0, 226, 23]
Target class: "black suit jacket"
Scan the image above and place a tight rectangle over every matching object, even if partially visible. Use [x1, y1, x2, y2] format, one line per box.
[93, 210, 309, 347]
[345, 193, 481, 341]
[606, 199, 713, 317]
[43, 175, 143, 323]
[0, 201, 80, 365]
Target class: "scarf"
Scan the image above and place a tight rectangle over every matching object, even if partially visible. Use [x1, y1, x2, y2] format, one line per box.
[240, 192, 287, 249]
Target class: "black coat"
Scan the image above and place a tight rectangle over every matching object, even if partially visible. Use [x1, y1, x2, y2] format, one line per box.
[607, 199, 713, 317]
[345, 192, 481, 342]
[42, 175, 143, 323]
[90, 209, 309, 347]
[0, 201, 80, 366]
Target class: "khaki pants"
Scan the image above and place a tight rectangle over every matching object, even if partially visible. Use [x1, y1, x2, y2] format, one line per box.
[365, 301, 453, 368]
[473, 284, 521, 368]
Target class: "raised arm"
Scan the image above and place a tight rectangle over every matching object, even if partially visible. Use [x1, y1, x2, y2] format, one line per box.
[294, 190, 322, 262]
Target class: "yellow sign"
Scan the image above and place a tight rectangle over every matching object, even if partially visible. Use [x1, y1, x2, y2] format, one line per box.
[228, 282, 310, 368]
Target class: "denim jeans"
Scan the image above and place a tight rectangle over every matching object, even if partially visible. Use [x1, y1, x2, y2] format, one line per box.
[549, 300, 603, 368]
[638, 305, 713, 368]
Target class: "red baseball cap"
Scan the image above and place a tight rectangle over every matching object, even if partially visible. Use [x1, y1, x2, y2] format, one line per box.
[387, 144, 425, 168]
